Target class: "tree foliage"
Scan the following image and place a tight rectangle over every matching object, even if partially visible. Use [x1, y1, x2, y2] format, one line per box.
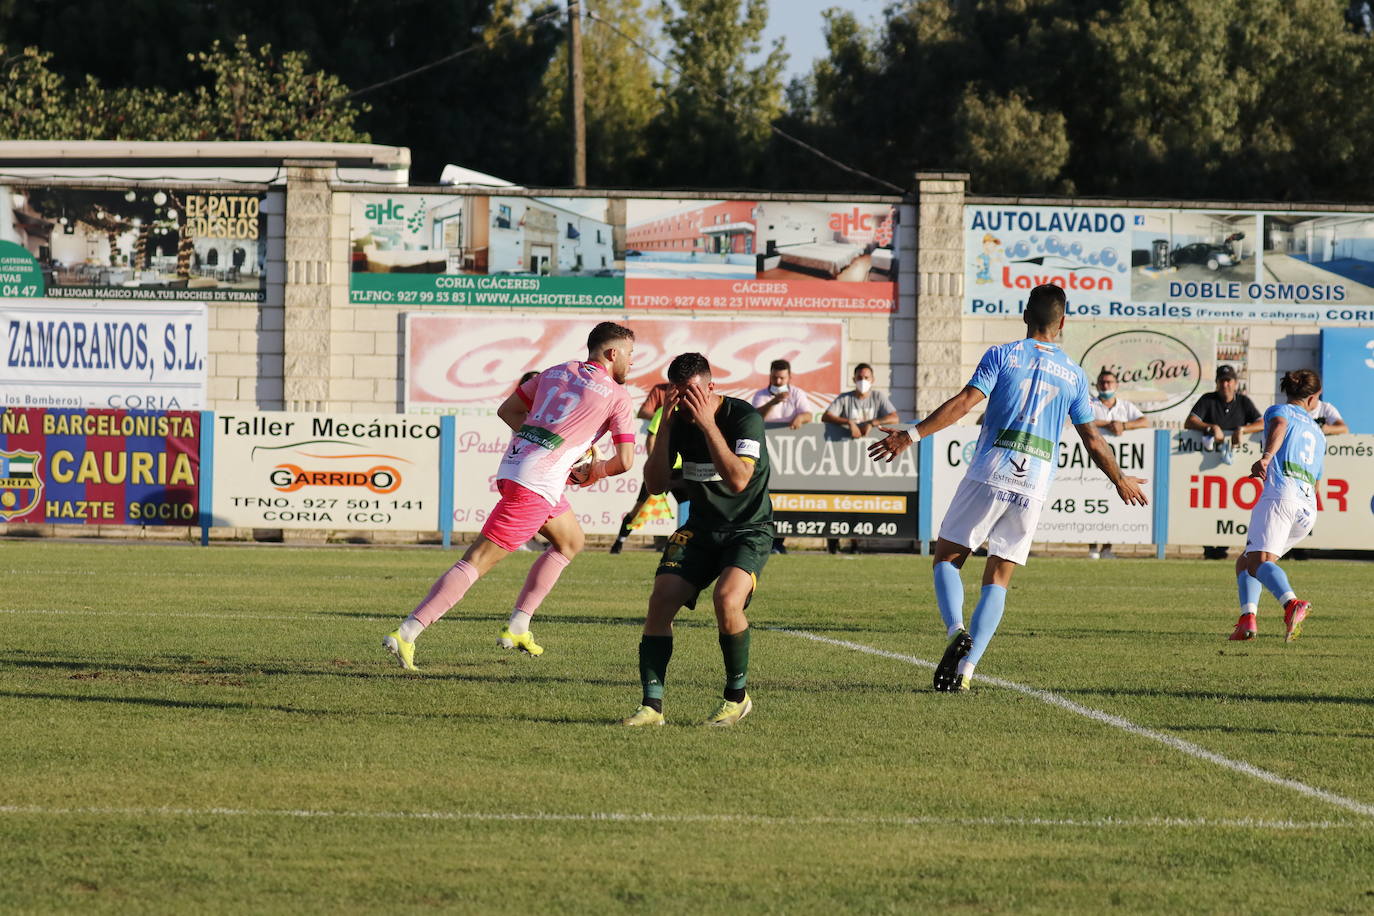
[777, 0, 1374, 199]
[0, 38, 368, 142]
[7, 0, 1374, 198]
[639, 0, 788, 187]
[535, 0, 661, 186]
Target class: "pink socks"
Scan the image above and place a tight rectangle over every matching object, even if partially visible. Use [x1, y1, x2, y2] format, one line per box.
[407, 559, 479, 631]
[514, 548, 572, 616]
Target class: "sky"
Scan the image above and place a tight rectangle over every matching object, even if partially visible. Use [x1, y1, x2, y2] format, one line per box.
[754, 0, 888, 81]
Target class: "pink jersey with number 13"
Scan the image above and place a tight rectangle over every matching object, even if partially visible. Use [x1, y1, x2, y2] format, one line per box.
[497, 360, 636, 505]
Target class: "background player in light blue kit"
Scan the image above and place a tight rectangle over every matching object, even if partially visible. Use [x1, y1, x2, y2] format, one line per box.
[868, 284, 1148, 691]
[1229, 369, 1325, 643]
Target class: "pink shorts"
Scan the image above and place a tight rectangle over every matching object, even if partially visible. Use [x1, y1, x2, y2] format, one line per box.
[480, 478, 572, 551]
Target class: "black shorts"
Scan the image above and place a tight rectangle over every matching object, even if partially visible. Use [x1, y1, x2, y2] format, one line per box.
[655, 524, 773, 609]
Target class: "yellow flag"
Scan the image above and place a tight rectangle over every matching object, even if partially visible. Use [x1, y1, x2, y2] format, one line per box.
[627, 493, 673, 531]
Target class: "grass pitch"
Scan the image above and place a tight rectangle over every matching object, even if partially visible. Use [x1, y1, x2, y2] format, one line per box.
[2, 540, 1372, 913]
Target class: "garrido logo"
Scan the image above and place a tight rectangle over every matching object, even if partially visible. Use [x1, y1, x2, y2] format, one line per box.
[1079, 330, 1202, 414]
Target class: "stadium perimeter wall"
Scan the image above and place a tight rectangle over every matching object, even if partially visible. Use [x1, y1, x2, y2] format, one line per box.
[2, 145, 1372, 549]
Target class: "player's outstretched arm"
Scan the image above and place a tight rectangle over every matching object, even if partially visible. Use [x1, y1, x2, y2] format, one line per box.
[868, 386, 985, 463]
[1249, 414, 1287, 480]
[496, 391, 530, 432]
[1073, 422, 1148, 505]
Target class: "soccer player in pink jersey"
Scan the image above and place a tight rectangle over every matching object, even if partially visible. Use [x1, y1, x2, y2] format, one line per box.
[382, 322, 638, 670]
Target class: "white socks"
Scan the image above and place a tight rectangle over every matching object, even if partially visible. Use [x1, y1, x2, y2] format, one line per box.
[398, 616, 424, 644]
[507, 609, 533, 636]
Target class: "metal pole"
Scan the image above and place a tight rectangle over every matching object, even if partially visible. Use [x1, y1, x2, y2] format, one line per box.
[568, 0, 587, 187]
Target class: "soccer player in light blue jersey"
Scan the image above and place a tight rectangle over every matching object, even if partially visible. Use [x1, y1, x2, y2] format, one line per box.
[868, 284, 1149, 691]
[1229, 369, 1326, 643]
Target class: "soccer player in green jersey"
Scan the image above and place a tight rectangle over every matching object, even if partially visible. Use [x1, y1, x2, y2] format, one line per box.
[620, 352, 774, 727]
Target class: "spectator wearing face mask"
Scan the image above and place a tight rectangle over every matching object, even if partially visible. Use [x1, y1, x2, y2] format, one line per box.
[751, 358, 813, 555]
[822, 363, 899, 553]
[750, 359, 813, 431]
[822, 363, 898, 442]
[1087, 368, 1150, 559]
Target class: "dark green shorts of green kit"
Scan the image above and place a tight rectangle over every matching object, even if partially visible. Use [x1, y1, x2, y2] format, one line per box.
[655, 524, 773, 609]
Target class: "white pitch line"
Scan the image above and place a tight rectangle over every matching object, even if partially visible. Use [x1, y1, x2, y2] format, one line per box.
[772, 628, 1374, 820]
[0, 805, 1362, 832]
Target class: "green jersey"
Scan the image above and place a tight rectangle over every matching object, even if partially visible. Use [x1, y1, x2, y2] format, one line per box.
[667, 396, 773, 532]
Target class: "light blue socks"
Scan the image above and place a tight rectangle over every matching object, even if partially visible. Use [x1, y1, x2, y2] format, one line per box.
[966, 584, 1008, 667]
[1254, 562, 1296, 604]
[933, 561, 965, 634]
[1236, 571, 1261, 614]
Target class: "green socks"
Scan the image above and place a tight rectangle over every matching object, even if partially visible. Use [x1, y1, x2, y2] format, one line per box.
[639, 635, 673, 708]
[719, 627, 750, 702]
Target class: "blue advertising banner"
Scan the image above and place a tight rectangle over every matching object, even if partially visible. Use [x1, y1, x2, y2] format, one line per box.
[1321, 327, 1374, 433]
[965, 205, 1374, 323]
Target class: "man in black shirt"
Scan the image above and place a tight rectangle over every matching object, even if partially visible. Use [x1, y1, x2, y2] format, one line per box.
[1186, 364, 1263, 453]
[1185, 364, 1264, 557]
[620, 352, 774, 728]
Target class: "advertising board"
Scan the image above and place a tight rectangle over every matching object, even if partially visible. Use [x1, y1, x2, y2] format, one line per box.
[2, 299, 207, 410]
[927, 427, 1156, 545]
[965, 205, 1374, 323]
[209, 412, 443, 530]
[2, 186, 266, 302]
[0, 407, 199, 524]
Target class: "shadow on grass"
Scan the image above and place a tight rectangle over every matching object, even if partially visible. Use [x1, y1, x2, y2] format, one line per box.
[0, 654, 648, 688]
[313, 611, 649, 627]
[0, 688, 627, 726]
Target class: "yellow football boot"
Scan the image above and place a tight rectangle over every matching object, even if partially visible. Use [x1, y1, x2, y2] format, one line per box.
[498, 628, 544, 656]
[382, 630, 418, 671]
[704, 694, 753, 726]
[620, 705, 666, 727]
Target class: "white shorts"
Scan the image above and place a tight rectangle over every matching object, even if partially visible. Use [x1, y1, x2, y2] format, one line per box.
[1244, 496, 1315, 558]
[938, 476, 1044, 566]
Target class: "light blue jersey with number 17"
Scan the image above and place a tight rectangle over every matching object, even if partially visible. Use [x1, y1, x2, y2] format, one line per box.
[964, 338, 1094, 500]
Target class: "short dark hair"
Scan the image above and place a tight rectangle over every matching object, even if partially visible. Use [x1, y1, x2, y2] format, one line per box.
[667, 352, 711, 384]
[1097, 368, 1118, 382]
[518, 370, 539, 385]
[1280, 368, 1321, 400]
[1023, 284, 1066, 333]
[587, 321, 634, 355]
[769, 358, 791, 374]
[853, 362, 873, 377]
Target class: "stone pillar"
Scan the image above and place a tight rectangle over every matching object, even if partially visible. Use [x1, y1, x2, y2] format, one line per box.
[913, 172, 968, 417]
[283, 161, 334, 411]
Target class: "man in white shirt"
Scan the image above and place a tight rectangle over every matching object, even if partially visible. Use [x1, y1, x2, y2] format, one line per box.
[750, 359, 813, 430]
[1088, 369, 1149, 559]
[1308, 399, 1348, 435]
[750, 358, 812, 554]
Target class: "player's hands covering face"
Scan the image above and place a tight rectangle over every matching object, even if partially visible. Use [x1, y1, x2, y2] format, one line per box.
[676, 381, 716, 429]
